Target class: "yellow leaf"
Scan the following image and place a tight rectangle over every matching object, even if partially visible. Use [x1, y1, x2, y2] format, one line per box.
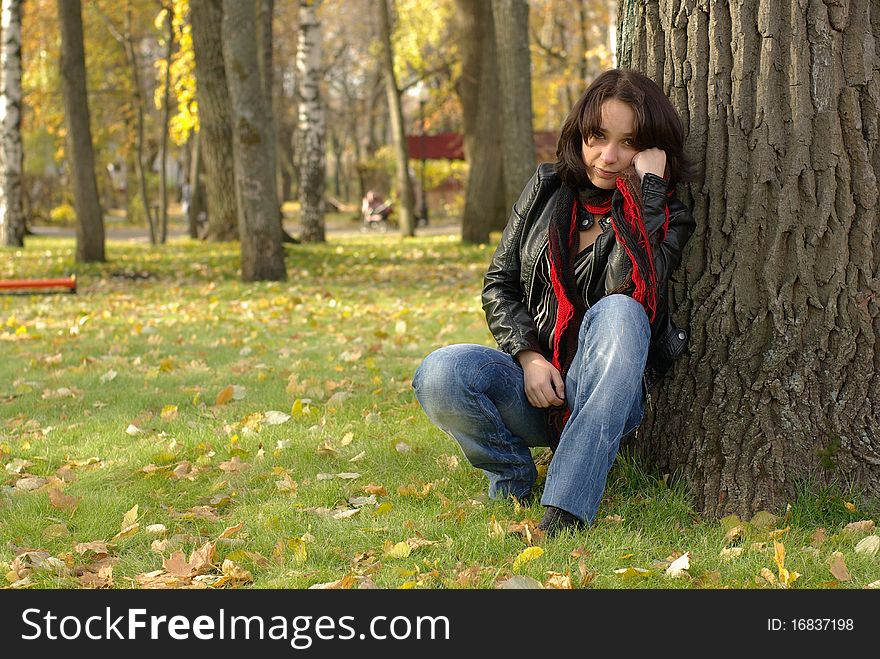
[160, 405, 179, 421]
[513, 546, 544, 572]
[844, 501, 857, 512]
[122, 505, 139, 530]
[287, 538, 308, 564]
[215, 385, 234, 406]
[383, 540, 412, 559]
[218, 522, 244, 539]
[291, 398, 303, 416]
[375, 502, 393, 515]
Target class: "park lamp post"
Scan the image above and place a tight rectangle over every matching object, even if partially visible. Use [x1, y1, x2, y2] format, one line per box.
[415, 81, 429, 227]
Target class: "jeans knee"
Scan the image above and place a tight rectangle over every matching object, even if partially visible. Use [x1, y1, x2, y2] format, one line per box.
[413, 345, 472, 411]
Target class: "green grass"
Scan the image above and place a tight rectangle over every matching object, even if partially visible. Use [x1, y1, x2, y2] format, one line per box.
[1, 234, 878, 590]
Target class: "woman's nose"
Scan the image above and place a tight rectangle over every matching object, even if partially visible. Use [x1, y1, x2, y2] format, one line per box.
[601, 143, 618, 164]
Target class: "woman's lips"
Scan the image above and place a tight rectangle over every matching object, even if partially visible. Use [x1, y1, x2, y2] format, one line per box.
[595, 168, 618, 178]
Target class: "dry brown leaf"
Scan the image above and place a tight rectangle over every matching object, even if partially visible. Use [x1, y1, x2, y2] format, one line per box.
[544, 571, 573, 589]
[48, 487, 80, 513]
[75, 541, 109, 557]
[811, 528, 827, 547]
[829, 551, 851, 582]
[363, 483, 387, 496]
[215, 385, 234, 406]
[219, 456, 248, 473]
[308, 574, 357, 590]
[162, 542, 216, 578]
[843, 520, 876, 536]
[77, 565, 113, 589]
[218, 522, 244, 539]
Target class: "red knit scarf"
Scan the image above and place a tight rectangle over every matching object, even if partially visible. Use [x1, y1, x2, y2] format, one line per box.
[545, 171, 670, 440]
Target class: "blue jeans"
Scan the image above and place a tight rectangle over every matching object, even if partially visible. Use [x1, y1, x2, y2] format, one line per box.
[412, 294, 650, 524]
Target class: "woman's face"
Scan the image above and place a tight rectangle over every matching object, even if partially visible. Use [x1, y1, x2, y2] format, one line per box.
[581, 98, 637, 189]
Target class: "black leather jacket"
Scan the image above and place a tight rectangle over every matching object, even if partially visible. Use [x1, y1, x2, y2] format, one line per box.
[482, 163, 696, 389]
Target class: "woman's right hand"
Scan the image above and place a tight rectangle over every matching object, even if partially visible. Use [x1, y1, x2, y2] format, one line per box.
[516, 350, 566, 408]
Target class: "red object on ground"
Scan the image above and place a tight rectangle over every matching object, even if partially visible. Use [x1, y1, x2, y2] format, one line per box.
[0, 275, 77, 293]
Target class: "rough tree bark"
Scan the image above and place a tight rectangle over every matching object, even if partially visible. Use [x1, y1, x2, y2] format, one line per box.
[221, 0, 286, 281]
[377, 0, 416, 238]
[0, 0, 24, 247]
[618, 0, 880, 518]
[190, 0, 238, 241]
[57, 0, 105, 262]
[491, 0, 536, 217]
[186, 131, 206, 238]
[455, 0, 505, 244]
[297, 0, 326, 242]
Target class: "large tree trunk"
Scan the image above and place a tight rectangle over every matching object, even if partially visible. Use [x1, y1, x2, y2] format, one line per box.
[377, 0, 416, 238]
[57, 0, 105, 262]
[296, 0, 326, 242]
[190, 0, 238, 241]
[618, 0, 880, 519]
[491, 0, 536, 215]
[221, 0, 286, 281]
[456, 0, 504, 244]
[0, 0, 24, 247]
[186, 130, 206, 238]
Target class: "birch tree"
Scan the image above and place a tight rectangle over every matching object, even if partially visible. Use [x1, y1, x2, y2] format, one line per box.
[297, 0, 326, 242]
[0, 0, 24, 247]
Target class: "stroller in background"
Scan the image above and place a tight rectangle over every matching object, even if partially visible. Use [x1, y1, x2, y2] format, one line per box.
[362, 196, 393, 233]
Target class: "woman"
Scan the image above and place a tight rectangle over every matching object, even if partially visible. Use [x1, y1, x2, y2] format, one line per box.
[413, 69, 696, 535]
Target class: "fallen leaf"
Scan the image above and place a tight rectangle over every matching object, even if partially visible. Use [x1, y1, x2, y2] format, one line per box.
[336, 472, 361, 480]
[383, 541, 412, 559]
[855, 535, 880, 557]
[264, 411, 291, 425]
[218, 522, 244, 539]
[215, 385, 234, 406]
[843, 520, 875, 536]
[395, 441, 412, 453]
[496, 575, 544, 589]
[348, 451, 367, 462]
[163, 542, 216, 578]
[160, 405, 179, 421]
[75, 541, 110, 557]
[14, 476, 47, 491]
[489, 515, 505, 538]
[811, 528, 827, 547]
[844, 501, 857, 513]
[48, 487, 79, 513]
[125, 424, 144, 436]
[720, 547, 744, 561]
[332, 508, 361, 520]
[758, 567, 777, 585]
[513, 546, 543, 572]
[363, 484, 387, 496]
[348, 495, 376, 507]
[77, 565, 113, 588]
[829, 551, 851, 582]
[219, 456, 248, 473]
[665, 552, 690, 577]
[308, 575, 357, 590]
[613, 566, 651, 578]
[544, 572, 573, 589]
[773, 540, 800, 588]
[275, 473, 298, 494]
[865, 580, 880, 589]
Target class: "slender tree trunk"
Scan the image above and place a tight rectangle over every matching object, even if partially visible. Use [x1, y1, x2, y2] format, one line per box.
[221, 0, 285, 281]
[123, 2, 156, 244]
[0, 0, 24, 247]
[159, 3, 173, 243]
[456, 0, 504, 244]
[296, 0, 326, 242]
[492, 0, 536, 215]
[187, 130, 206, 238]
[377, 0, 415, 237]
[190, 0, 238, 241]
[618, 0, 880, 518]
[57, 0, 105, 262]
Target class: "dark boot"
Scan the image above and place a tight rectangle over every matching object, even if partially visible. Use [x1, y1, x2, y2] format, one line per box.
[537, 505, 584, 536]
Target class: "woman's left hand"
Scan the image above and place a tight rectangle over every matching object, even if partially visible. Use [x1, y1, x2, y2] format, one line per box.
[633, 148, 667, 180]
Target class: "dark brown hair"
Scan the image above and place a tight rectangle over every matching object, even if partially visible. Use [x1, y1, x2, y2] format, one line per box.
[555, 69, 695, 189]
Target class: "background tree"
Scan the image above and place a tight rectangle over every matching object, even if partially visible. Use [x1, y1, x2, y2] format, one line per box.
[618, 0, 880, 517]
[0, 0, 24, 247]
[377, 0, 416, 238]
[455, 0, 504, 244]
[491, 0, 535, 218]
[57, 0, 105, 262]
[221, 0, 285, 281]
[190, 0, 238, 241]
[297, 0, 325, 242]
